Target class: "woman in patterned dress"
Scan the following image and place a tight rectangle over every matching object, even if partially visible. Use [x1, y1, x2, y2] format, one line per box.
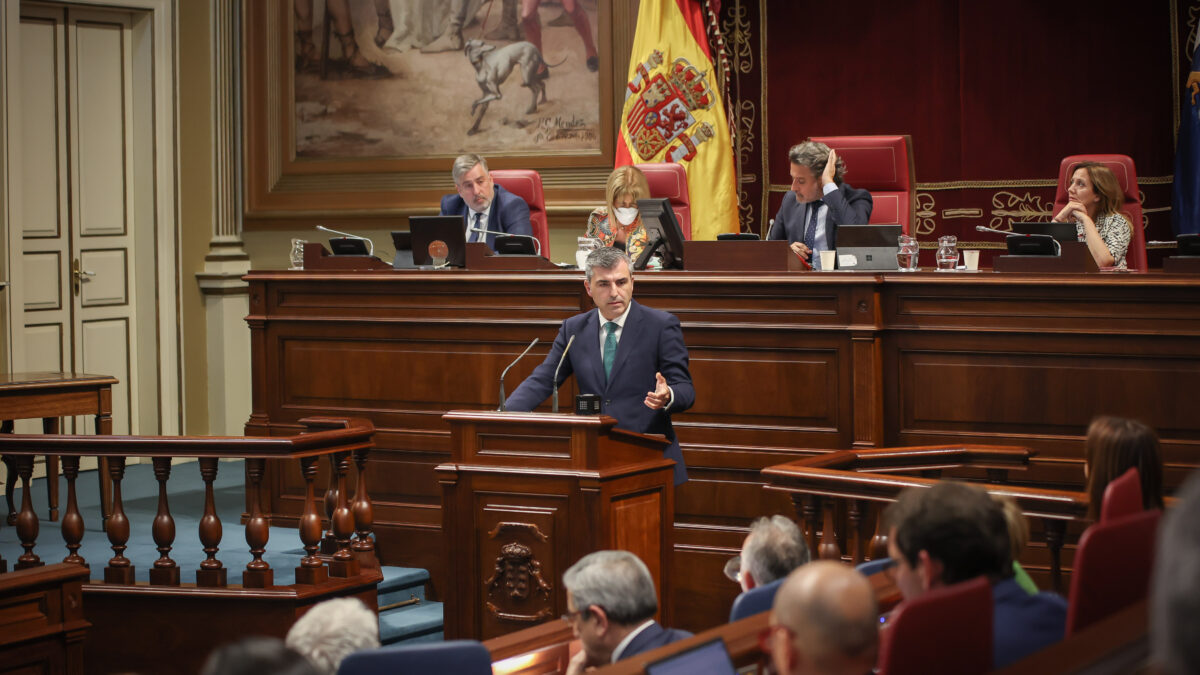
[586, 166, 651, 262]
[1053, 162, 1132, 269]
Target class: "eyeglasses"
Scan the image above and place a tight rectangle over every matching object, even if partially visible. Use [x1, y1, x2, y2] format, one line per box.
[723, 555, 743, 584]
[561, 605, 593, 624]
[757, 623, 796, 655]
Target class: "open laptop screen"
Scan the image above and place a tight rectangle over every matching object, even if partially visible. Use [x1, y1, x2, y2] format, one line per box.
[1011, 221, 1078, 242]
[410, 215, 467, 267]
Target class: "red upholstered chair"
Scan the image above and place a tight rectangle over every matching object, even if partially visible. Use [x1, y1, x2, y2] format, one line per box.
[1100, 467, 1144, 523]
[878, 576, 992, 675]
[489, 169, 550, 258]
[635, 162, 691, 239]
[808, 135, 915, 234]
[1066, 508, 1161, 635]
[1053, 154, 1146, 271]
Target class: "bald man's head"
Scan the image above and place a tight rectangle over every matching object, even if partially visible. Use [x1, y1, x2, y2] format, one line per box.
[769, 561, 879, 675]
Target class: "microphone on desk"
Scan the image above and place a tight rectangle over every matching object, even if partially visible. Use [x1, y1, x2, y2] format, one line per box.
[498, 338, 539, 412]
[975, 225, 1025, 237]
[765, 218, 777, 240]
[467, 223, 543, 257]
[551, 334, 576, 413]
[316, 225, 375, 256]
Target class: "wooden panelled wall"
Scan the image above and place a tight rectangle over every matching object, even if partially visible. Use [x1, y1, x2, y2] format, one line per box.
[245, 269, 1200, 634]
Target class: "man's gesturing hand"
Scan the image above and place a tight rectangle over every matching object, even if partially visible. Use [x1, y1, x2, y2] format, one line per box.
[644, 372, 670, 410]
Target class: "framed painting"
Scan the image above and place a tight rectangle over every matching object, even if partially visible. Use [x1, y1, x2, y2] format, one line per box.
[244, 0, 632, 225]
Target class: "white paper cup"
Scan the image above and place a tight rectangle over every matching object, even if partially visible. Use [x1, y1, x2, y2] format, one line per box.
[819, 250, 836, 270]
[963, 249, 980, 271]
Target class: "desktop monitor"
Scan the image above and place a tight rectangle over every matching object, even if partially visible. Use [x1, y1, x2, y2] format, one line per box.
[836, 224, 902, 270]
[1011, 221, 1078, 242]
[410, 215, 467, 267]
[645, 639, 737, 675]
[635, 197, 686, 270]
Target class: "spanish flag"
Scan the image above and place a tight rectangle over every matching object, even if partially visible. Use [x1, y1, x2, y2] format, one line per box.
[616, 0, 739, 240]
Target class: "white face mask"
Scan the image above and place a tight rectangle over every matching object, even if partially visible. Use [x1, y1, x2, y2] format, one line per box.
[613, 206, 639, 226]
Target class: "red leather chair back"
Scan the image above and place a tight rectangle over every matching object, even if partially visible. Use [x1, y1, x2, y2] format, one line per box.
[1100, 467, 1144, 523]
[1066, 508, 1161, 635]
[1053, 154, 1145, 270]
[490, 169, 550, 258]
[635, 162, 691, 239]
[808, 135, 915, 234]
[878, 576, 992, 675]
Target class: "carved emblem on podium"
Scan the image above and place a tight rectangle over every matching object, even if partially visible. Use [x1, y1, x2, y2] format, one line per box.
[483, 522, 554, 622]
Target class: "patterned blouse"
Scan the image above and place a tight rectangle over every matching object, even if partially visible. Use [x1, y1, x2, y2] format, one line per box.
[1074, 212, 1131, 269]
[586, 206, 650, 261]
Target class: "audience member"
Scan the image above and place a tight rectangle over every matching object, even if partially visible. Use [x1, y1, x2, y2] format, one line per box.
[561, 550, 691, 674]
[201, 637, 318, 675]
[285, 597, 380, 675]
[439, 153, 533, 252]
[1151, 469, 1200, 674]
[1084, 415, 1164, 519]
[766, 140, 873, 269]
[886, 482, 1066, 669]
[766, 560, 878, 675]
[585, 166, 652, 262]
[724, 514, 810, 592]
[996, 495, 1039, 594]
[1053, 162, 1131, 269]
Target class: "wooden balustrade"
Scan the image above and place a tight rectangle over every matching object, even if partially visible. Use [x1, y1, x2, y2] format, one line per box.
[0, 416, 377, 589]
[762, 445, 1091, 591]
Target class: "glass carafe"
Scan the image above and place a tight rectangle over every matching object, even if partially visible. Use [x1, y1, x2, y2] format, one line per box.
[576, 237, 601, 269]
[896, 235, 919, 272]
[936, 235, 959, 271]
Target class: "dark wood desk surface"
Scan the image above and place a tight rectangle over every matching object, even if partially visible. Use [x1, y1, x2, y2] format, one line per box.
[243, 269, 1200, 634]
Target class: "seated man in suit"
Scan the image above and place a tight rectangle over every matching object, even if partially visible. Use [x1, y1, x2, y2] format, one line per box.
[886, 482, 1067, 669]
[562, 550, 692, 673]
[766, 561, 879, 675]
[767, 140, 873, 269]
[505, 247, 695, 484]
[439, 153, 532, 251]
[726, 514, 810, 592]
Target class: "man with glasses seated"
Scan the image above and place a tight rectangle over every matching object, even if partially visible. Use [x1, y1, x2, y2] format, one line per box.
[764, 561, 879, 675]
[561, 550, 692, 674]
[725, 514, 810, 592]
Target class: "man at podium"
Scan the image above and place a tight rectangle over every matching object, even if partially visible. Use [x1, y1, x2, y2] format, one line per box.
[505, 247, 695, 484]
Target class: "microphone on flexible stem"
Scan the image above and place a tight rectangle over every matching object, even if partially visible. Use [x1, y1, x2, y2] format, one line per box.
[976, 225, 1024, 237]
[468, 223, 542, 257]
[316, 225, 375, 256]
[765, 218, 777, 240]
[551, 335, 576, 413]
[498, 338, 539, 412]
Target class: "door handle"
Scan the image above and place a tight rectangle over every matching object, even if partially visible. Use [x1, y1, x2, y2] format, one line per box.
[71, 259, 95, 296]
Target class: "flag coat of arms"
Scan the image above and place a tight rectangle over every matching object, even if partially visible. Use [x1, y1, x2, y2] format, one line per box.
[616, 0, 738, 240]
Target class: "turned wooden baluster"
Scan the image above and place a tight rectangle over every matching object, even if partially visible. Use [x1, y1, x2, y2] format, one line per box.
[2, 448, 17, 526]
[149, 457, 179, 585]
[327, 450, 359, 577]
[103, 456, 134, 583]
[321, 456, 339, 555]
[294, 456, 328, 585]
[351, 447, 374, 553]
[15, 455, 43, 569]
[1042, 517, 1067, 593]
[868, 506, 889, 561]
[793, 493, 819, 557]
[242, 457, 273, 588]
[818, 497, 842, 560]
[847, 499, 867, 565]
[195, 457, 227, 587]
[60, 456, 86, 567]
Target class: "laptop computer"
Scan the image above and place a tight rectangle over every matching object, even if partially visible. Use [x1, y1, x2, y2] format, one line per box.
[409, 215, 467, 267]
[1011, 221, 1078, 242]
[835, 224, 902, 270]
[645, 638, 737, 675]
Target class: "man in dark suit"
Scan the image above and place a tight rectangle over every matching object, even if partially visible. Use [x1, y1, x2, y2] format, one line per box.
[766, 140, 873, 269]
[562, 550, 692, 674]
[439, 153, 532, 251]
[505, 246, 694, 484]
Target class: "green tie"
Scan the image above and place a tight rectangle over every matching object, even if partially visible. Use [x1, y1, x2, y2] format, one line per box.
[603, 321, 618, 380]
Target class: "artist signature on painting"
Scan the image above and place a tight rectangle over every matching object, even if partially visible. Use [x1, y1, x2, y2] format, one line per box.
[533, 115, 596, 143]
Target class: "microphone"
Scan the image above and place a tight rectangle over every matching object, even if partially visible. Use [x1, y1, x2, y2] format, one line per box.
[765, 218, 777, 240]
[498, 338, 539, 412]
[316, 225, 375, 256]
[468, 222, 542, 257]
[975, 225, 1023, 237]
[551, 335, 576, 413]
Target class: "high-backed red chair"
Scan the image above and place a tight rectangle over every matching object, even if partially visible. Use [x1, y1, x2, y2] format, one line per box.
[808, 135, 915, 234]
[635, 162, 691, 239]
[878, 576, 992, 675]
[1066, 508, 1161, 635]
[489, 169, 550, 258]
[1052, 154, 1146, 271]
[1100, 467, 1144, 523]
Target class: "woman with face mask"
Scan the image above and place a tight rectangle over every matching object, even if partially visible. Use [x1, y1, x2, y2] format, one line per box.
[585, 166, 651, 261]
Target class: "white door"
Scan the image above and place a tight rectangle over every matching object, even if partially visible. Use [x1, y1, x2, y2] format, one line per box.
[10, 3, 138, 435]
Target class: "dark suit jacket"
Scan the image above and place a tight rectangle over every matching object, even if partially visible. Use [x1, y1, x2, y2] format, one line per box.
[504, 300, 695, 484]
[439, 184, 533, 250]
[618, 622, 694, 660]
[766, 182, 873, 253]
[991, 577, 1067, 669]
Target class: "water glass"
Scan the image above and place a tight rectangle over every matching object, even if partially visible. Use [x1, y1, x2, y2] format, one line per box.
[289, 238, 306, 270]
[936, 235, 958, 271]
[896, 235, 919, 272]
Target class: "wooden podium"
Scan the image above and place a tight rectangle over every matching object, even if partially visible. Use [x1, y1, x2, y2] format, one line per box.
[436, 410, 676, 640]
